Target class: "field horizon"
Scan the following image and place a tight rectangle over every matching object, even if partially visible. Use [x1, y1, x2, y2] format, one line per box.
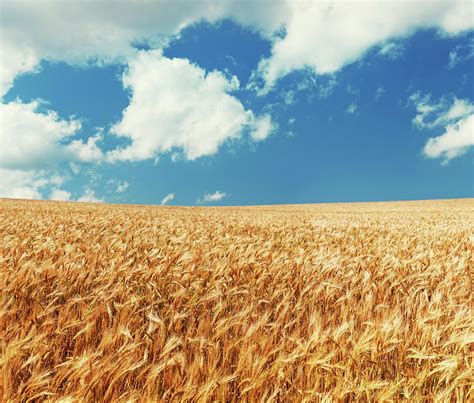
[1, 197, 472, 400]
[2, 196, 472, 208]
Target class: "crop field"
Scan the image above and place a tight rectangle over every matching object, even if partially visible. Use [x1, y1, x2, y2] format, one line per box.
[1, 198, 473, 401]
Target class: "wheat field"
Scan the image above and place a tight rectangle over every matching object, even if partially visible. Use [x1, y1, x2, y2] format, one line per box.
[1, 198, 473, 401]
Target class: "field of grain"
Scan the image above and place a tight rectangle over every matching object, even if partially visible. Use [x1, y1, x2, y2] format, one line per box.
[1, 198, 472, 401]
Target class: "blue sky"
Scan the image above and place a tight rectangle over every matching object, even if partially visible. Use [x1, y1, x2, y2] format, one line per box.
[0, 1, 473, 205]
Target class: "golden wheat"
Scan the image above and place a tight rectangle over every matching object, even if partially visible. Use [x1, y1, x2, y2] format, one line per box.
[1, 198, 473, 401]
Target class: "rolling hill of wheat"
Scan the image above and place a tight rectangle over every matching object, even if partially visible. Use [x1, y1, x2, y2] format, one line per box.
[1, 198, 472, 401]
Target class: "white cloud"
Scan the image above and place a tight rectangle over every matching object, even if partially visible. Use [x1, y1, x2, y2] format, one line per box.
[282, 90, 296, 106]
[0, 168, 54, 200]
[249, 114, 275, 141]
[160, 193, 175, 205]
[253, 0, 473, 92]
[0, 168, 105, 202]
[1, 1, 471, 98]
[409, 92, 443, 129]
[50, 188, 71, 201]
[197, 190, 227, 204]
[347, 103, 358, 114]
[410, 93, 474, 130]
[424, 114, 474, 164]
[65, 133, 103, 163]
[49, 175, 66, 186]
[435, 98, 474, 125]
[378, 41, 405, 60]
[0, 40, 39, 97]
[409, 92, 474, 163]
[0, 100, 103, 169]
[115, 180, 129, 193]
[77, 188, 104, 203]
[0, 99, 103, 202]
[106, 178, 129, 193]
[1, 0, 472, 177]
[107, 51, 274, 162]
[0, 1, 289, 98]
[447, 39, 474, 69]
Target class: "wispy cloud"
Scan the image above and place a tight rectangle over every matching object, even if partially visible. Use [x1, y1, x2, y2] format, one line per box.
[347, 103, 358, 114]
[160, 193, 175, 205]
[378, 41, 405, 60]
[409, 92, 474, 164]
[197, 191, 227, 204]
[116, 180, 129, 193]
[447, 40, 474, 69]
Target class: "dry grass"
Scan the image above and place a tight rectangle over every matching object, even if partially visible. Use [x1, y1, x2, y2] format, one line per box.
[1, 198, 473, 401]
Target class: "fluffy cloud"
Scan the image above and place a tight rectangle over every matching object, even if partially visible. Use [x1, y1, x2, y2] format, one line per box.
[0, 98, 105, 199]
[0, 168, 54, 199]
[249, 114, 275, 141]
[197, 190, 227, 204]
[161, 193, 175, 206]
[1, 0, 472, 185]
[0, 0, 289, 98]
[424, 114, 474, 164]
[253, 0, 473, 92]
[0, 100, 103, 169]
[107, 51, 273, 162]
[77, 188, 104, 203]
[409, 93, 474, 163]
[0, 40, 39, 97]
[50, 186, 105, 203]
[1, 1, 471, 97]
[50, 188, 72, 201]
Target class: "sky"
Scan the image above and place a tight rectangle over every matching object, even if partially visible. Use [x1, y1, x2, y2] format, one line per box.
[0, 0, 473, 206]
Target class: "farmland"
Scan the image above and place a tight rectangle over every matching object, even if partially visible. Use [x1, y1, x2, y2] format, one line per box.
[1, 198, 472, 401]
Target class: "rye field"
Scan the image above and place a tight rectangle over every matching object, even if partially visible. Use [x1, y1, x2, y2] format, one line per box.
[1, 198, 472, 401]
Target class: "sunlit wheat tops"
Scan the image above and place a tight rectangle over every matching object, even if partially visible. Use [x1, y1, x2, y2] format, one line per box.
[1, 198, 473, 401]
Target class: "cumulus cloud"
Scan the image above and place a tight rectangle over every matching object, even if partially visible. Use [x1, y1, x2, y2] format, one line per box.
[409, 92, 474, 163]
[423, 114, 474, 164]
[77, 188, 104, 203]
[0, 168, 68, 200]
[0, 99, 105, 199]
[0, 0, 289, 98]
[0, 100, 103, 169]
[160, 193, 175, 205]
[50, 188, 71, 201]
[0, 40, 39, 97]
[107, 51, 274, 162]
[253, 0, 473, 92]
[197, 190, 227, 204]
[249, 114, 275, 141]
[1, 0, 471, 98]
[1, 0, 472, 180]
[65, 134, 104, 164]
